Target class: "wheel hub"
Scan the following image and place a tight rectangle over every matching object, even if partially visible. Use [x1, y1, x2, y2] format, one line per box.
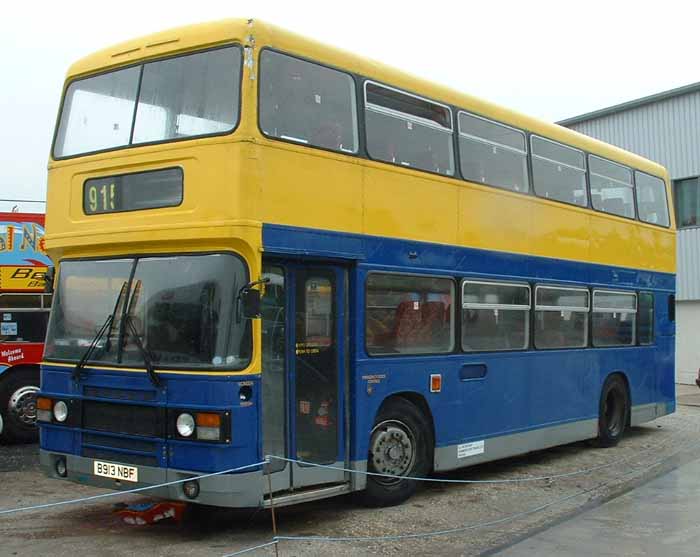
[9, 385, 40, 426]
[369, 421, 415, 481]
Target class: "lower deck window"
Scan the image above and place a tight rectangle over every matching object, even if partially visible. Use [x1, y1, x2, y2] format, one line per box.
[592, 290, 637, 347]
[461, 281, 530, 352]
[534, 286, 589, 349]
[365, 274, 454, 355]
[637, 292, 654, 345]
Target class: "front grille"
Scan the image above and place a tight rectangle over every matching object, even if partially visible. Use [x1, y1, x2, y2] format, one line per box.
[82, 400, 164, 437]
[83, 386, 156, 402]
[82, 433, 157, 453]
[83, 447, 158, 467]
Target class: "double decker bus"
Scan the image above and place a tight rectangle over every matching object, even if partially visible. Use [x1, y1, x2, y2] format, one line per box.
[1, 212, 51, 442]
[39, 19, 675, 508]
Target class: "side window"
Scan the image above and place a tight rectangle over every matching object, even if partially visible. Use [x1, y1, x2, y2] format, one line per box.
[532, 136, 587, 207]
[589, 155, 635, 219]
[534, 286, 589, 349]
[0, 311, 49, 342]
[592, 290, 637, 347]
[635, 171, 670, 227]
[259, 50, 359, 154]
[458, 112, 529, 193]
[461, 281, 530, 352]
[365, 274, 454, 355]
[637, 292, 654, 345]
[0, 294, 43, 309]
[304, 277, 333, 345]
[364, 82, 454, 175]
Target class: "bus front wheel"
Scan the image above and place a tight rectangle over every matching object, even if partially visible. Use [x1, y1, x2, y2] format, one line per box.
[595, 374, 629, 448]
[0, 368, 40, 444]
[361, 398, 432, 507]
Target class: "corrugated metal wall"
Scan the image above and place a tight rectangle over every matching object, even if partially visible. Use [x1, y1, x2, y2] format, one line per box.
[566, 92, 700, 300]
[568, 91, 700, 180]
[678, 228, 700, 300]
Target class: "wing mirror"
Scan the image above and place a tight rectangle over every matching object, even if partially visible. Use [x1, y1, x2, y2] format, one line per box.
[237, 278, 270, 320]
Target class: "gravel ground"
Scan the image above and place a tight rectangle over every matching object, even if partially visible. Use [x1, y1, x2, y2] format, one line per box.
[1, 403, 700, 557]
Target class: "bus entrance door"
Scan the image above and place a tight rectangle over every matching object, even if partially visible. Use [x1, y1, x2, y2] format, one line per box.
[261, 262, 348, 496]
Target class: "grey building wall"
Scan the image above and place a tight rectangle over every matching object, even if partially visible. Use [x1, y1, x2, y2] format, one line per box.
[562, 89, 700, 301]
[563, 88, 700, 181]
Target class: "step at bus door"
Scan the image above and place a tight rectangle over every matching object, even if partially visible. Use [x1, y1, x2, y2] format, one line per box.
[261, 262, 348, 493]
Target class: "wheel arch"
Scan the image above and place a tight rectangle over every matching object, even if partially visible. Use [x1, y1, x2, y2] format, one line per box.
[0, 363, 41, 381]
[374, 391, 436, 449]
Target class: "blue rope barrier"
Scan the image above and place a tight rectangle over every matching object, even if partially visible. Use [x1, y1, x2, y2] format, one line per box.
[220, 540, 278, 556]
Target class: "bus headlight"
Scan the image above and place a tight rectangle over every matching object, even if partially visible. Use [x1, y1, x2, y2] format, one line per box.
[176, 413, 195, 437]
[53, 401, 69, 423]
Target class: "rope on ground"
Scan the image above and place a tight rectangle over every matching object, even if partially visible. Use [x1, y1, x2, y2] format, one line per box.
[220, 540, 279, 556]
[0, 460, 266, 516]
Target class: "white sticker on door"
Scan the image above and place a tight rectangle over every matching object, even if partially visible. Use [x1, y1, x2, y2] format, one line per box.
[457, 440, 485, 459]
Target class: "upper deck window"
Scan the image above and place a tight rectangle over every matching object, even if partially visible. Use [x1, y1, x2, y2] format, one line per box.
[589, 156, 634, 219]
[458, 112, 528, 193]
[54, 45, 243, 158]
[635, 171, 670, 227]
[259, 50, 359, 153]
[365, 82, 454, 175]
[532, 136, 587, 207]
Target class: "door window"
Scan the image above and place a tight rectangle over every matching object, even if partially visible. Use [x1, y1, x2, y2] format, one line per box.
[261, 266, 286, 472]
[295, 271, 338, 463]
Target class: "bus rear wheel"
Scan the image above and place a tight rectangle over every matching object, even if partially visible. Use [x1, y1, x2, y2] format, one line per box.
[361, 398, 432, 507]
[595, 374, 629, 448]
[0, 368, 40, 444]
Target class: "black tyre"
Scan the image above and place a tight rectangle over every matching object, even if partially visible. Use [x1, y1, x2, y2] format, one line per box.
[595, 374, 629, 448]
[361, 398, 433, 508]
[0, 368, 40, 444]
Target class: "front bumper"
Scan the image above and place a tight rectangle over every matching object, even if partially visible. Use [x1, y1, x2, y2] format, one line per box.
[40, 450, 265, 508]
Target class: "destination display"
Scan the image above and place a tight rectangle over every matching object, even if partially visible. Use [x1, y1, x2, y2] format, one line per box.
[83, 167, 183, 215]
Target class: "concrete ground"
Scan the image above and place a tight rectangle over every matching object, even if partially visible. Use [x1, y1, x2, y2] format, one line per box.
[494, 447, 700, 556]
[676, 382, 700, 407]
[1, 386, 699, 556]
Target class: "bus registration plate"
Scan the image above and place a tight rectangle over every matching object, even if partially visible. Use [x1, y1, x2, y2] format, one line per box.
[93, 460, 138, 483]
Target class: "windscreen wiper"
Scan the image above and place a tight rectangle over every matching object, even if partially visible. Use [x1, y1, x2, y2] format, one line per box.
[72, 281, 128, 382]
[122, 280, 161, 388]
[125, 315, 161, 388]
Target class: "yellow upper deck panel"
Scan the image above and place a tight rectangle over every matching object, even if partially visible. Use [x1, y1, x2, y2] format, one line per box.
[48, 18, 675, 274]
[61, 18, 670, 179]
[66, 19, 251, 78]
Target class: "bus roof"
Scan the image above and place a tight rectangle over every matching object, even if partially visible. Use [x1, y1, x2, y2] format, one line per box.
[64, 18, 666, 178]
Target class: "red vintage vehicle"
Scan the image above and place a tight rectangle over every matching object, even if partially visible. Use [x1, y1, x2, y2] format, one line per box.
[0, 212, 51, 442]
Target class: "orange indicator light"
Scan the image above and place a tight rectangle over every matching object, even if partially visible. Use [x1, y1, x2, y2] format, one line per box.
[195, 413, 221, 427]
[430, 374, 442, 393]
[37, 397, 52, 410]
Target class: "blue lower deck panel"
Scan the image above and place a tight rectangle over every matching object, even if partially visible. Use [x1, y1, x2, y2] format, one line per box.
[262, 223, 675, 468]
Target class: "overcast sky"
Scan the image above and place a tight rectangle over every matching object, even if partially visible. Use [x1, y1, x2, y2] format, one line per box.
[1, 0, 697, 211]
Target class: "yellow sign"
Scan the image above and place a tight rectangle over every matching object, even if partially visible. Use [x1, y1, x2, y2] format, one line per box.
[0, 266, 47, 291]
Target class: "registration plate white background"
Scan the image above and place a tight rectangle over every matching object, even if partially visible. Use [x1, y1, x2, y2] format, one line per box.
[93, 460, 139, 482]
